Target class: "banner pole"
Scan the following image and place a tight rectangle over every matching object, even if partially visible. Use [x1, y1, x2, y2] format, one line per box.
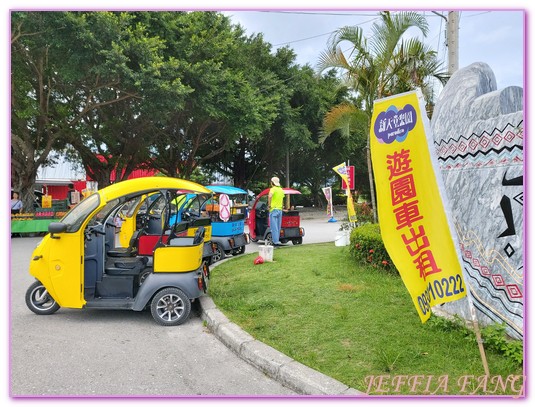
[369, 89, 491, 375]
[435, 166, 491, 376]
[465, 288, 490, 376]
[422, 107, 490, 376]
[414, 88, 490, 376]
[328, 194, 336, 222]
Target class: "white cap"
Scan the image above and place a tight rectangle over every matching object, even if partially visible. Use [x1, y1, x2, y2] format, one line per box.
[271, 176, 280, 186]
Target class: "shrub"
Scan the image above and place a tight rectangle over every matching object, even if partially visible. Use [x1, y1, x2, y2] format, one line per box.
[349, 223, 397, 274]
[354, 202, 374, 224]
[428, 316, 523, 366]
[479, 323, 524, 366]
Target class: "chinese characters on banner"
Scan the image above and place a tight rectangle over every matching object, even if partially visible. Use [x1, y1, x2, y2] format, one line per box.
[322, 186, 333, 218]
[333, 163, 357, 223]
[342, 165, 355, 190]
[370, 90, 466, 322]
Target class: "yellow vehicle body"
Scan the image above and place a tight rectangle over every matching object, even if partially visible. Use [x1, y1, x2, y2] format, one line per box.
[153, 238, 203, 272]
[28, 177, 211, 310]
[186, 223, 212, 240]
[30, 232, 83, 308]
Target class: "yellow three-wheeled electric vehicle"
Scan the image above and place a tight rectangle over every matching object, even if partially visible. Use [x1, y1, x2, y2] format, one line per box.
[25, 177, 212, 326]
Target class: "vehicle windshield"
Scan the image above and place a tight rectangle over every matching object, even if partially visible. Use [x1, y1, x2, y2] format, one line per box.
[87, 197, 123, 227]
[118, 195, 143, 218]
[183, 195, 202, 213]
[61, 193, 100, 232]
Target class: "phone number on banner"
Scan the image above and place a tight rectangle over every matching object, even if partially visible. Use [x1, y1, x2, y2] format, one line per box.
[417, 274, 465, 315]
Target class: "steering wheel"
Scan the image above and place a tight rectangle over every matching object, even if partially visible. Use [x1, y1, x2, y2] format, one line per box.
[182, 211, 198, 221]
[85, 223, 106, 240]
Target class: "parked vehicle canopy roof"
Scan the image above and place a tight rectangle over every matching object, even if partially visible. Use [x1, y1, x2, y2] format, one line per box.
[98, 177, 211, 202]
[206, 185, 248, 195]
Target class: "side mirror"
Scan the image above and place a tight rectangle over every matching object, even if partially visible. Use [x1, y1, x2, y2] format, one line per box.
[48, 222, 67, 238]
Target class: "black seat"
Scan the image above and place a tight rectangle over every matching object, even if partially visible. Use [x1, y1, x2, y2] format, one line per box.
[108, 230, 142, 257]
[105, 256, 148, 276]
[193, 226, 205, 245]
[112, 256, 148, 268]
[167, 221, 189, 242]
[146, 216, 162, 234]
[229, 213, 245, 221]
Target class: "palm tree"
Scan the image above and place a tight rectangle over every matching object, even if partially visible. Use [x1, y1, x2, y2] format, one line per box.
[317, 11, 448, 222]
[388, 38, 449, 115]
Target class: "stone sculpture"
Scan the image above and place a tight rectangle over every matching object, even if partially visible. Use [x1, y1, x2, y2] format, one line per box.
[430, 62, 523, 340]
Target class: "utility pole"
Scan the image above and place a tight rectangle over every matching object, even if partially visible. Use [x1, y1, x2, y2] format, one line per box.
[432, 11, 459, 75]
[447, 11, 459, 74]
[285, 147, 290, 208]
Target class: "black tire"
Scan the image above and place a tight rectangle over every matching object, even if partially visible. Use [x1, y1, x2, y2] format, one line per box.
[212, 243, 225, 263]
[150, 287, 191, 326]
[265, 232, 273, 246]
[250, 236, 258, 242]
[25, 281, 60, 315]
[292, 238, 303, 245]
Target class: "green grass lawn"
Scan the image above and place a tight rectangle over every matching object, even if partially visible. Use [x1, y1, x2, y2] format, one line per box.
[208, 243, 523, 396]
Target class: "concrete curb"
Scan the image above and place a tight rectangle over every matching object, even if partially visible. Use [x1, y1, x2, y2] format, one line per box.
[199, 295, 363, 396]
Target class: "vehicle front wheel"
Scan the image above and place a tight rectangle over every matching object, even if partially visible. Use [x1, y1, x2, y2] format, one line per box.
[150, 287, 191, 326]
[25, 281, 60, 315]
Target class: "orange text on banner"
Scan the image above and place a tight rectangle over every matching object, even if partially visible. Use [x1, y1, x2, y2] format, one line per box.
[370, 90, 466, 322]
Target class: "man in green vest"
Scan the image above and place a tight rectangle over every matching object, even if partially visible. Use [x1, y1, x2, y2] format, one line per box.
[267, 176, 285, 246]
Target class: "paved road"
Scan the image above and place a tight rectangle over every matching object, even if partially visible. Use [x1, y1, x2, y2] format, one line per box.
[9, 214, 342, 398]
[244, 211, 343, 252]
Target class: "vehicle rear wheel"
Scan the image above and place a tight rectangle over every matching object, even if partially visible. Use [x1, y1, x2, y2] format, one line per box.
[265, 232, 273, 245]
[25, 281, 60, 315]
[212, 243, 225, 263]
[150, 287, 191, 326]
[292, 238, 303, 245]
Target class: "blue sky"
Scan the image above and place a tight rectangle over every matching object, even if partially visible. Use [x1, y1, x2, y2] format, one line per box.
[3, 3, 526, 93]
[222, 10, 524, 91]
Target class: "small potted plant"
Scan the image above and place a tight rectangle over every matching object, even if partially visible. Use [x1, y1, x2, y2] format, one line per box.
[335, 221, 353, 246]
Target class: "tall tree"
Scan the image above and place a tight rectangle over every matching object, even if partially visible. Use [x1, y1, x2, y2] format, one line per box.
[11, 12, 77, 206]
[317, 11, 448, 221]
[11, 11, 184, 203]
[168, 25, 310, 190]
[140, 12, 280, 179]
